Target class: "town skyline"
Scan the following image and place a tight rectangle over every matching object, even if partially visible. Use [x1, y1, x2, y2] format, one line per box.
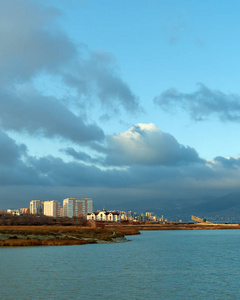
[1, 1, 240, 214]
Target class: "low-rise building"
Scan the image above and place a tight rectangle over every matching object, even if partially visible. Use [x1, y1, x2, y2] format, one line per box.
[87, 209, 120, 222]
[7, 209, 20, 216]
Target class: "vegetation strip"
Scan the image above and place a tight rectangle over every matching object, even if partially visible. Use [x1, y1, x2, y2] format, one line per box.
[0, 225, 128, 247]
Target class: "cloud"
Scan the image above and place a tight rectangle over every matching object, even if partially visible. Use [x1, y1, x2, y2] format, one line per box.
[213, 156, 240, 169]
[0, 0, 76, 83]
[62, 147, 103, 164]
[167, 22, 186, 45]
[63, 50, 140, 114]
[0, 86, 104, 143]
[0, 0, 140, 114]
[1, 127, 240, 210]
[0, 129, 26, 166]
[0, 129, 45, 185]
[154, 84, 240, 122]
[0, 0, 140, 146]
[22, 150, 240, 204]
[104, 123, 202, 166]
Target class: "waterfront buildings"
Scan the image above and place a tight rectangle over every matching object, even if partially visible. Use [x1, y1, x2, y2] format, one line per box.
[87, 209, 120, 222]
[43, 201, 60, 217]
[63, 198, 93, 218]
[59, 206, 63, 217]
[30, 200, 44, 214]
[28, 198, 93, 218]
[7, 209, 20, 216]
[20, 208, 30, 214]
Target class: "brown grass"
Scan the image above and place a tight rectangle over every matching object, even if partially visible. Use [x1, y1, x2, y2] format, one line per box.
[0, 225, 125, 247]
[105, 222, 240, 232]
[0, 238, 89, 247]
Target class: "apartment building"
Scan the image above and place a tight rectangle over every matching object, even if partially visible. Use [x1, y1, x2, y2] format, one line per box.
[30, 200, 44, 214]
[43, 200, 60, 217]
[63, 198, 93, 218]
[20, 208, 30, 214]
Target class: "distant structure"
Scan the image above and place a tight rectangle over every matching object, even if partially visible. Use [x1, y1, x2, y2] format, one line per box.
[63, 198, 93, 218]
[59, 206, 63, 217]
[43, 200, 60, 217]
[7, 209, 20, 216]
[191, 215, 214, 224]
[145, 212, 157, 222]
[87, 209, 120, 222]
[20, 208, 30, 214]
[30, 200, 44, 214]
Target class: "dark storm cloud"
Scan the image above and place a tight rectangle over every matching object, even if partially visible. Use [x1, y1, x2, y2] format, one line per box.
[103, 123, 202, 166]
[0, 87, 104, 143]
[154, 84, 240, 121]
[23, 151, 240, 202]
[27, 155, 130, 188]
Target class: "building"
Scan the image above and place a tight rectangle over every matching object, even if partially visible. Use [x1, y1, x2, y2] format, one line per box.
[63, 198, 93, 218]
[59, 206, 63, 217]
[7, 209, 20, 216]
[30, 200, 44, 214]
[43, 200, 60, 217]
[87, 209, 120, 222]
[20, 208, 30, 214]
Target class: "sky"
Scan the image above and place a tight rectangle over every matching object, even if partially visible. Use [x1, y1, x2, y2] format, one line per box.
[1, 0, 240, 211]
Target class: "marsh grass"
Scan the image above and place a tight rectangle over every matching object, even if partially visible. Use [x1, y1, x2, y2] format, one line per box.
[0, 225, 125, 247]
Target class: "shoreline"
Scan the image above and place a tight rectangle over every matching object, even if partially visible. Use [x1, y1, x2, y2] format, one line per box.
[106, 222, 240, 232]
[0, 225, 128, 247]
[1, 222, 240, 247]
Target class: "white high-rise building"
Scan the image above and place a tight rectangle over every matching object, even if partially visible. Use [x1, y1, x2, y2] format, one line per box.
[63, 198, 93, 218]
[30, 200, 44, 214]
[43, 200, 60, 217]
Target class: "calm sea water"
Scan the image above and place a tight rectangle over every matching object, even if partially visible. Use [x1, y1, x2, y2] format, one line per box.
[1, 230, 240, 299]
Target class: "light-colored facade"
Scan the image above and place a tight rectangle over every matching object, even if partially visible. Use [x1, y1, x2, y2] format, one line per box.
[63, 198, 93, 218]
[87, 209, 120, 222]
[59, 206, 63, 217]
[20, 208, 30, 214]
[43, 200, 60, 217]
[30, 200, 44, 214]
[7, 209, 20, 216]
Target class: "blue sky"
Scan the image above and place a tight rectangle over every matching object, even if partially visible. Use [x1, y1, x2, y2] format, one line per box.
[54, 0, 240, 159]
[1, 0, 240, 211]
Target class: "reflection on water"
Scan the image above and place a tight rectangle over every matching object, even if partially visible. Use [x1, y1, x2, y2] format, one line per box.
[1, 230, 240, 299]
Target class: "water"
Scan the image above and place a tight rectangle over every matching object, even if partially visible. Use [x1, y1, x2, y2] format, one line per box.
[1, 230, 240, 299]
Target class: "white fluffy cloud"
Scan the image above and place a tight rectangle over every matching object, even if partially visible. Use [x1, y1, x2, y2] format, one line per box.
[105, 123, 201, 166]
